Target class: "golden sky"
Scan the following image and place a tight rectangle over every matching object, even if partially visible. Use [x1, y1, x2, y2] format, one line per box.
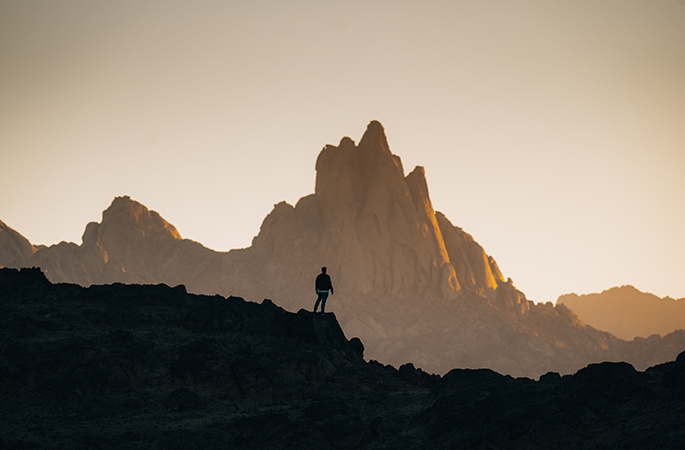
[1, 0, 684, 303]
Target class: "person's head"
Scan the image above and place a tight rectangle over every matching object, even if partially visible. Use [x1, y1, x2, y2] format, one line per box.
[321, 267, 327, 273]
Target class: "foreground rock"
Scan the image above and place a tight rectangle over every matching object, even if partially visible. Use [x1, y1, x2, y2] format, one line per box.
[3, 121, 685, 378]
[2, 268, 685, 450]
[559, 285, 685, 340]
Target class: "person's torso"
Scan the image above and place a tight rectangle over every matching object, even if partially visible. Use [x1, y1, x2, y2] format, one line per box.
[316, 273, 331, 290]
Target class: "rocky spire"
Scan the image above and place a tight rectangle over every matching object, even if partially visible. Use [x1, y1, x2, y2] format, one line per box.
[358, 120, 392, 155]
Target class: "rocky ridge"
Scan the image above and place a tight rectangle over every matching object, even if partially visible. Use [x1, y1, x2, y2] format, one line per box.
[2, 121, 684, 378]
[559, 286, 685, 340]
[2, 267, 685, 450]
[0, 219, 39, 269]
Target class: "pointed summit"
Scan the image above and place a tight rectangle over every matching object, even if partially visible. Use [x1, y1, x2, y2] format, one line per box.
[358, 120, 392, 155]
[292, 123, 457, 302]
[98, 196, 181, 241]
[315, 120, 404, 199]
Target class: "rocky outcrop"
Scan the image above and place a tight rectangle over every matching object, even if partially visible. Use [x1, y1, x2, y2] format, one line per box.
[2, 122, 684, 378]
[559, 285, 685, 340]
[0, 219, 37, 268]
[2, 268, 685, 450]
[20, 196, 220, 288]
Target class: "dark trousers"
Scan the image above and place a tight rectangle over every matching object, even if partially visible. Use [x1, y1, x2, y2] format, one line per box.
[314, 290, 329, 313]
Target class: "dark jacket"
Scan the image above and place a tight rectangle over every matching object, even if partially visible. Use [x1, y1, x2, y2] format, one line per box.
[315, 273, 333, 291]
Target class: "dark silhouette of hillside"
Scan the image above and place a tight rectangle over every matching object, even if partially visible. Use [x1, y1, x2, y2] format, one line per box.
[2, 121, 684, 378]
[2, 267, 685, 449]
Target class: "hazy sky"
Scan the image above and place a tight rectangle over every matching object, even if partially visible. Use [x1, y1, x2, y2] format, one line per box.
[1, 0, 684, 303]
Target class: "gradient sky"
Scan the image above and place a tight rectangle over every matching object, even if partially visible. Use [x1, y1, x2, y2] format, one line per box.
[1, 0, 684, 304]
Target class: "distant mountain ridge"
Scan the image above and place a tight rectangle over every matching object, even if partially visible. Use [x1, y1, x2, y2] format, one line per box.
[558, 286, 685, 340]
[2, 120, 684, 378]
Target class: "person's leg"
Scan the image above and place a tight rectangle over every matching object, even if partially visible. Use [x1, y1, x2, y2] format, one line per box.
[320, 291, 329, 313]
[314, 291, 325, 312]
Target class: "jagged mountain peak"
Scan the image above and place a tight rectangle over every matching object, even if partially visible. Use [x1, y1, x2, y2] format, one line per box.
[601, 285, 642, 295]
[92, 195, 182, 242]
[307, 124, 459, 302]
[358, 119, 392, 155]
[315, 121, 405, 201]
[405, 165, 430, 206]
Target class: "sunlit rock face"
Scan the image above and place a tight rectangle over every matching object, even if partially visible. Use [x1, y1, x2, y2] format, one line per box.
[558, 286, 685, 340]
[248, 121, 520, 307]
[2, 121, 684, 378]
[311, 125, 459, 301]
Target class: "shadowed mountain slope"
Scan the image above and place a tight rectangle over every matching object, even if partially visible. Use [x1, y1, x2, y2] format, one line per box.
[0, 219, 38, 268]
[559, 286, 685, 340]
[2, 121, 684, 378]
[2, 267, 685, 450]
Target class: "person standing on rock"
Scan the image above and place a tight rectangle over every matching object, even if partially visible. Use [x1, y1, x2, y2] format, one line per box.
[314, 267, 334, 314]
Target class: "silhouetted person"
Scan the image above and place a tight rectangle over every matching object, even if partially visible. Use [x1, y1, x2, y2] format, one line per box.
[314, 267, 334, 314]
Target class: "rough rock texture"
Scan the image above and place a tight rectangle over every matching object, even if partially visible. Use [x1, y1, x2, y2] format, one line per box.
[0, 219, 37, 268]
[2, 268, 685, 450]
[2, 121, 684, 378]
[559, 286, 685, 340]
